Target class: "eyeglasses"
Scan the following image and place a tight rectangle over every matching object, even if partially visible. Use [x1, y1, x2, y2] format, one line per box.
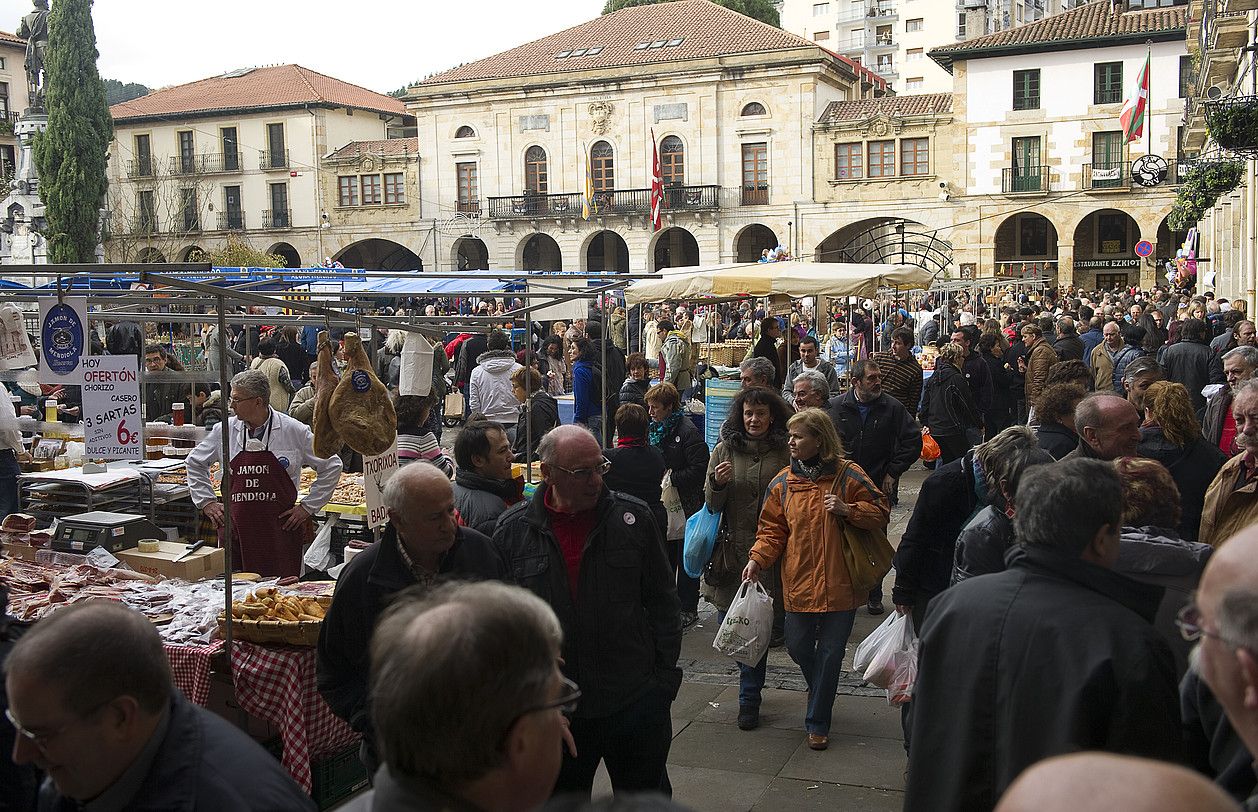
[549, 458, 611, 481]
[229, 395, 261, 406]
[1176, 602, 1246, 649]
[6, 698, 111, 752]
[521, 675, 581, 718]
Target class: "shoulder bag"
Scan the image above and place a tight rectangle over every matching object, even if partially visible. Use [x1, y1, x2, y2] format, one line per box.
[834, 463, 895, 595]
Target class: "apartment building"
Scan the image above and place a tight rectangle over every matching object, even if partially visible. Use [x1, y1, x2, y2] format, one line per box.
[0, 30, 29, 183]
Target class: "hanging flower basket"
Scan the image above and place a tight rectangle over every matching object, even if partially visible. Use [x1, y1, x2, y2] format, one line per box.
[1205, 96, 1258, 152]
[1166, 160, 1245, 231]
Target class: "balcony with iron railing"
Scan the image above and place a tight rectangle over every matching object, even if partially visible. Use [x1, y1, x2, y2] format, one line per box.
[262, 209, 291, 229]
[168, 152, 243, 176]
[126, 158, 156, 179]
[176, 213, 201, 234]
[1082, 162, 1128, 191]
[216, 211, 246, 231]
[0, 110, 17, 136]
[836, 4, 897, 23]
[1002, 166, 1050, 194]
[487, 184, 721, 219]
[259, 149, 289, 170]
[457, 200, 482, 215]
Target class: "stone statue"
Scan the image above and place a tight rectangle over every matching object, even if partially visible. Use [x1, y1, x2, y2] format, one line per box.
[16, 0, 48, 111]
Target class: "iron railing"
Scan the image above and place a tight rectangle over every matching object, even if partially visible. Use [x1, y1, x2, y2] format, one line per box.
[216, 211, 246, 231]
[168, 152, 242, 175]
[259, 149, 289, 170]
[126, 158, 155, 178]
[1082, 161, 1128, 190]
[177, 214, 201, 233]
[262, 209, 291, 229]
[1002, 166, 1049, 193]
[456, 200, 482, 215]
[487, 185, 721, 219]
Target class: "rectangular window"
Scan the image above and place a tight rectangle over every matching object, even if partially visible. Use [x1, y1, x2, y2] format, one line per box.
[0, 58, 6, 71]
[338, 175, 359, 207]
[177, 130, 195, 174]
[223, 185, 242, 230]
[868, 140, 895, 177]
[1091, 130, 1123, 188]
[814, 30, 830, 41]
[905, 77, 925, 91]
[220, 127, 239, 171]
[180, 188, 198, 232]
[1094, 62, 1123, 105]
[384, 172, 405, 205]
[361, 174, 382, 205]
[813, 2, 829, 14]
[1011, 136, 1042, 192]
[900, 137, 929, 175]
[265, 123, 286, 168]
[456, 162, 479, 211]
[1179, 55, 1193, 98]
[0, 83, 8, 116]
[138, 190, 156, 232]
[957, 13, 966, 37]
[848, 29, 863, 47]
[741, 142, 768, 205]
[1013, 69, 1040, 110]
[906, 18, 923, 32]
[906, 48, 923, 62]
[835, 143, 863, 180]
[876, 25, 893, 45]
[269, 183, 289, 227]
[133, 134, 152, 177]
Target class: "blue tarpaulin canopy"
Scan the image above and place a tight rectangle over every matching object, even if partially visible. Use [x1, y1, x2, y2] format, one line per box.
[337, 274, 515, 295]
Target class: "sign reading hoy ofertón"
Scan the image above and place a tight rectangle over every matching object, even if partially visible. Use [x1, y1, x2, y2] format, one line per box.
[81, 356, 142, 460]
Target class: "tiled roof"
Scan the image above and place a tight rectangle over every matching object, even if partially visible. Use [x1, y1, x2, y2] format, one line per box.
[325, 137, 419, 161]
[418, 0, 839, 87]
[930, 2, 1186, 71]
[110, 64, 407, 122]
[0, 30, 25, 46]
[819, 93, 952, 123]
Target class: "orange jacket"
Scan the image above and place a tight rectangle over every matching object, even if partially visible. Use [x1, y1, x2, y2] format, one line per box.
[749, 461, 890, 613]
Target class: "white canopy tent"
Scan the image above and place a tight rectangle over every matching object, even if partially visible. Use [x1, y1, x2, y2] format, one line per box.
[623, 261, 936, 305]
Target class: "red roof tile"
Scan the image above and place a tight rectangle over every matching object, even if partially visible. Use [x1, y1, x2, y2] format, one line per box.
[418, 0, 840, 87]
[819, 93, 952, 123]
[0, 30, 25, 47]
[325, 137, 419, 161]
[110, 64, 407, 122]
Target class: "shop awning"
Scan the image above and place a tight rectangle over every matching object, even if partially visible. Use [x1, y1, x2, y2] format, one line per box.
[337, 273, 515, 296]
[623, 261, 936, 305]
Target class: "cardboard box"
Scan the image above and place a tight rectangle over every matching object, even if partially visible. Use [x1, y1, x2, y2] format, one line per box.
[116, 541, 224, 581]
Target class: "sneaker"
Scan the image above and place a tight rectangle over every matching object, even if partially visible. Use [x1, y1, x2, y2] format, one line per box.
[680, 611, 699, 630]
[867, 598, 885, 615]
[737, 705, 760, 730]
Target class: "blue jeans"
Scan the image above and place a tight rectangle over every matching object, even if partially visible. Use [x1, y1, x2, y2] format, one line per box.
[785, 610, 857, 735]
[717, 609, 768, 708]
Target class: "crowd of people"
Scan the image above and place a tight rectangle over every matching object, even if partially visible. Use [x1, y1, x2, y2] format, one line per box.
[8, 279, 1258, 811]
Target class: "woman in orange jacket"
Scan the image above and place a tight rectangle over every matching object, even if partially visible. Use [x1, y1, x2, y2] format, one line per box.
[743, 407, 890, 751]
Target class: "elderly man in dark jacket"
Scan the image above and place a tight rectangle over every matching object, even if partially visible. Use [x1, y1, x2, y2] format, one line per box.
[493, 425, 681, 798]
[1163, 318, 1225, 413]
[1203, 345, 1258, 452]
[318, 464, 506, 773]
[904, 460, 1183, 812]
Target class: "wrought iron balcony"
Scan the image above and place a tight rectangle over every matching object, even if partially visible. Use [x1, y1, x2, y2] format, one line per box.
[216, 211, 246, 231]
[126, 158, 156, 178]
[168, 152, 243, 175]
[262, 209, 291, 229]
[1002, 166, 1049, 194]
[176, 214, 201, 233]
[457, 200, 482, 215]
[131, 216, 160, 235]
[487, 185, 720, 220]
[259, 150, 289, 170]
[1082, 162, 1128, 190]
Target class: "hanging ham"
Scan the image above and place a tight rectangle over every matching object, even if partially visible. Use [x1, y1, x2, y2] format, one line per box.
[328, 332, 396, 456]
[312, 332, 343, 458]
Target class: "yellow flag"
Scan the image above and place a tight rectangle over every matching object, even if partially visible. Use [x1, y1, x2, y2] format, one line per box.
[582, 149, 594, 220]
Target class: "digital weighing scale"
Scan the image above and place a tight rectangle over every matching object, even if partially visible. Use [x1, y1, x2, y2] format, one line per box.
[52, 511, 165, 555]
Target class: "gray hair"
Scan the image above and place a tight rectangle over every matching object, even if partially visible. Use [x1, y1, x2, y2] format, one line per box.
[370, 581, 562, 784]
[1235, 378, 1258, 404]
[1122, 356, 1163, 386]
[1015, 459, 1121, 556]
[739, 356, 776, 385]
[230, 369, 271, 401]
[381, 460, 450, 512]
[973, 425, 1038, 498]
[536, 423, 597, 464]
[1218, 587, 1258, 653]
[793, 369, 829, 398]
[1223, 345, 1258, 370]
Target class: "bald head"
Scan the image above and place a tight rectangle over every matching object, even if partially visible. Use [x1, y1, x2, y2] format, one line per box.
[1075, 394, 1142, 460]
[383, 462, 458, 560]
[538, 425, 604, 512]
[538, 424, 601, 467]
[996, 753, 1238, 812]
[382, 460, 452, 512]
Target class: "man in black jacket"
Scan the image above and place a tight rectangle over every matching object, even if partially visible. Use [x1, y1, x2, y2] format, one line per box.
[751, 317, 784, 389]
[905, 460, 1182, 812]
[317, 463, 507, 772]
[493, 425, 681, 798]
[453, 420, 525, 536]
[1163, 318, 1224, 413]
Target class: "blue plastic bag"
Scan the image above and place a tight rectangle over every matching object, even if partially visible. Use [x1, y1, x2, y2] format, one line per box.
[683, 506, 722, 579]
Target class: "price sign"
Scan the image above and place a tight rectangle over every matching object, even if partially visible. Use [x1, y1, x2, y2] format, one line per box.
[81, 356, 142, 460]
[363, 440, 400, 529]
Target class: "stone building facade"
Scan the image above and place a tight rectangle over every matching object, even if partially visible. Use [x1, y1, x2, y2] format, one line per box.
[0, 30, 28, 184]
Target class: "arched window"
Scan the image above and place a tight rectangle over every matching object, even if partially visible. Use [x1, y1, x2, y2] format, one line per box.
[525, 146, 548, 194]
[659, 136, 684, 186]
[454, 125, 476, 138]
[740, 102, 767, 117]
[590, 141, 614, 193]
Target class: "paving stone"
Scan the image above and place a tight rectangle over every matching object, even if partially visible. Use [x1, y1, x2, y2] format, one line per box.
[752, 777, 904, 812]
[778, 731, 907, 791]
[668, 720, 805, 776]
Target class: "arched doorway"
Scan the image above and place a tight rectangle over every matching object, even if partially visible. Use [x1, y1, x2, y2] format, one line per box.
[136, 247, 166, 263]
[815, 218, 952, 275]
[1156, 215, 1189, 269]
[334, 239, 422, 271]
[268, 242, 302, 268]
[1072, 209, 1141, 289]
[521, 233, 562, 271]
[179, 245, 204, 262]
[735, 224, 778, 263]
[652, 227, 700, 272]
[454, 237, 489, 270]
[585, 231, 629, 274]
[993, 213, 1059, 278]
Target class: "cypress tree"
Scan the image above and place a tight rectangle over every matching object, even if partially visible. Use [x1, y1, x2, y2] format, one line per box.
[33, 0, 112, 263]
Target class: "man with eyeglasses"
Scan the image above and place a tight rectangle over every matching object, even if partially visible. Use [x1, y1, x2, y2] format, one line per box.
[187, 369, 342, 577]
[5, 601, 313, 810]
[344, 581, 573, 811]
[904, 459, 1182, 812]
[493, 424, 681, 799]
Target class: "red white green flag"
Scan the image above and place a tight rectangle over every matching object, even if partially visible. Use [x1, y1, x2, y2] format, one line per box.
[1120, 51, 1151, 143]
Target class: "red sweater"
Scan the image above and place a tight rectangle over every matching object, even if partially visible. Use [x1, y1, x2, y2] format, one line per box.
[544, 488, 596, 596]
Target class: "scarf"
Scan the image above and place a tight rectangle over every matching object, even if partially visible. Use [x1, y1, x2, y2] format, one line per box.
[791, 454, 834, 481]
[617, 436, 646, 448]
[649, 408, 685, 447]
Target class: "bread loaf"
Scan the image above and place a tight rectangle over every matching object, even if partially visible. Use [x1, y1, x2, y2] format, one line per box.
[311, 332, 343, 458]
[328, 332, 396, 456]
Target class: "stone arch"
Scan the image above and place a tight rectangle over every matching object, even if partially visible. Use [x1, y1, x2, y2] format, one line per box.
[993, 213, 1059, 276]
[734, 223, 778, 263]
[1156, 214, 1190, 266]
[179, 245, 204, 262]
[815, 217, 952, 275]
[267, 242, 302, 268]
[1072, 209, 1142, 288]
[519, 233, 562, 272]
[650, 226, 700, 272]
[583, 230, 629, 274]
[334, 238, 422, 271]
[452, 236, 490, 271]
[136, 247, 166, 263]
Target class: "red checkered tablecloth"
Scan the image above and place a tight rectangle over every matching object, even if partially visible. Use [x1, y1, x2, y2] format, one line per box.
[230, 641, 359, 794]
[165, 640, 225, 707]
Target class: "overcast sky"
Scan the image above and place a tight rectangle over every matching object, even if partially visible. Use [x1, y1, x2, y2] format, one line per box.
[0, 0, 601, 93]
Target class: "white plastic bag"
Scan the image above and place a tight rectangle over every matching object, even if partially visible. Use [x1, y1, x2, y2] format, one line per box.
[853, 612, 902, 675]
[713, 580, 774, 667]
[399, 333, 435, 396]
[302, 516, 337, 573]
[854, 612, 915, 689]
[660, 470, 686, 540]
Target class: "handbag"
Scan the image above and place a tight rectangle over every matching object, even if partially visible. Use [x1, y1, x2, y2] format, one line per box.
[834, 463, 895, 595]
[703, 519, 739, 589]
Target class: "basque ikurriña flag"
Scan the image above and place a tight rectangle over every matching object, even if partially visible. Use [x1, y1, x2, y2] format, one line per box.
[1120, 50, 1151, 143]
[649, 129, 663, 231]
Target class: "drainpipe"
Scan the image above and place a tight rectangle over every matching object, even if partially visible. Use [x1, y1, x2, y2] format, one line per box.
[308, 107, 324, 264]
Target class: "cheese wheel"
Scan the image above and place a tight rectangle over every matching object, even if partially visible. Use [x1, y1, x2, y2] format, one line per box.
[137, 539, 161, 553]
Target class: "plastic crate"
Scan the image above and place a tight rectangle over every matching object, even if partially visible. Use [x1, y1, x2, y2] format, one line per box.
[312, 742, 369, 810]
[330, 519, 373, 563]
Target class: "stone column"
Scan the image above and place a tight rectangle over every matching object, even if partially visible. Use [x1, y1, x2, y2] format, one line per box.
[1057, 242, 1075, 288]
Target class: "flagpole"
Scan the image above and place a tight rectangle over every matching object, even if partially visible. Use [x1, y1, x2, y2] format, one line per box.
[1146, 40, 1153, 159]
